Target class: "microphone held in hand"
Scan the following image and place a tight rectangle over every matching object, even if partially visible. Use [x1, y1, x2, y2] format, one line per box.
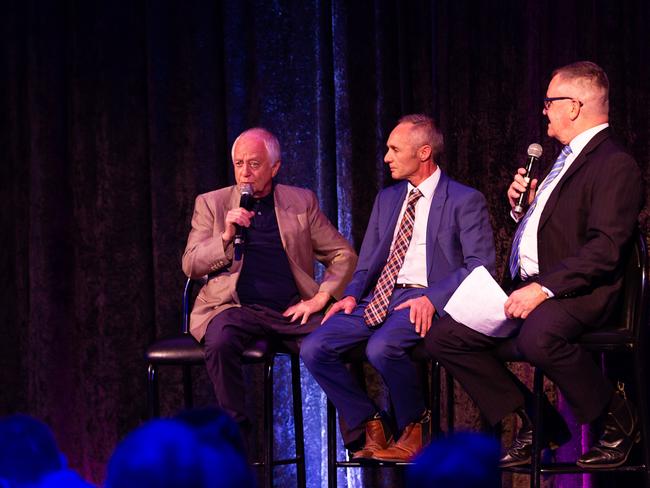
[234, 183, 254, 261]
[514, 143, 543, 214]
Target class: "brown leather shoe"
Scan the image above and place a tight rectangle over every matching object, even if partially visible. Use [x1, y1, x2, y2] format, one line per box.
[371, 411, 430, 462]
[351, 414, 394, 460]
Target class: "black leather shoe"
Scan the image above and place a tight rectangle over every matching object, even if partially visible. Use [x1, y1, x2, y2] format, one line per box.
[500, 422, 534, 467]
[577, 389, 640, 469]
[499, 407, 571, 468]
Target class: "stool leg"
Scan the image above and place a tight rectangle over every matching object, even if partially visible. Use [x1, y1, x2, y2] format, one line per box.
[431, 361, 441, 436]
[263, 356, 274, 488]
[327, 399, 338, 488]
[147, 363, 160, 418]
[290, 355, 306, 488]
[446, 369, 455, 434]
[182, 365, 193, 410]
[420, 360, 430, 409]
[634, 347, 650, 488]
[531, 369, 544, 488]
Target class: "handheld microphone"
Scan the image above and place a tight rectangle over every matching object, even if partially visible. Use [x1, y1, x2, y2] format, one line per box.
[234, 183, 253, 261]
[514, 143, 543, 214]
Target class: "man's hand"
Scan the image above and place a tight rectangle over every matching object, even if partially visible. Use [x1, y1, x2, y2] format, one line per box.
[321, 296, 357, 324]
[221, 207, 256, 242]
[394, 296, 436, 337]
[283, 291, 331, 325]
[507, 168, 539, 214]
[504, 282, 548, 319]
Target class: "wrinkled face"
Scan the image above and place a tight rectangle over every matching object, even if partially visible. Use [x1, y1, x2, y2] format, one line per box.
[543, 75, 578, 144]
[384, 123, 421, 182]
[232, 134, 280, 198]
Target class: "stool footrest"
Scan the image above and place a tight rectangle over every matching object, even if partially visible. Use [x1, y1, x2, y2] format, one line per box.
[503, 462, 647, 474]
[336, 460, 414, 467]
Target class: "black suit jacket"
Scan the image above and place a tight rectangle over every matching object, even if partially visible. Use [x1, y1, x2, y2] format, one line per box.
[528, 128, 642, 326]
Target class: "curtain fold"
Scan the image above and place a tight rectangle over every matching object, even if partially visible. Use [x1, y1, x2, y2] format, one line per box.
[2, 1, 648, 486]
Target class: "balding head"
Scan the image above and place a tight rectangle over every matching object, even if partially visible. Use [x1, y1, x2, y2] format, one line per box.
[544, 61, 610, 144]
[551, 61, 609, 118]
[231, 128, 281, 164]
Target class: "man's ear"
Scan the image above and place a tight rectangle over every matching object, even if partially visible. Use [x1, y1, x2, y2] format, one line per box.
[271, 161, 281, 177]
[569, 100, 582, 121]
[418, 144, 432, 162]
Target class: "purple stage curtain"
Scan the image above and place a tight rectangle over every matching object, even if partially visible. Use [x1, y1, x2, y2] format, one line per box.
[1, 1, 649, 487]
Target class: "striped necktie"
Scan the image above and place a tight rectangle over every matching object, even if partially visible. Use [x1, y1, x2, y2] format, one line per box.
[363, 188, 423, 327]
[508, 145, 572, 279]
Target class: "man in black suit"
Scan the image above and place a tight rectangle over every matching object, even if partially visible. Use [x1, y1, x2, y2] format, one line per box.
[425, 61, 643, 468]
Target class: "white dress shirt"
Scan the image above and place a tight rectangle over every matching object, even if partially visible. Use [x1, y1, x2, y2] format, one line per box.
[391, 168, 441, 286]
[517, 123, 609, 284]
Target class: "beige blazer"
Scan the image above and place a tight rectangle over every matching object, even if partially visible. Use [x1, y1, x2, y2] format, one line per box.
[182, 184, 357, 341]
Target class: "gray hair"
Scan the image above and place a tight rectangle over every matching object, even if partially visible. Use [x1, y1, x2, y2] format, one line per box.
[231, 127, 281, 163]
[398, 114, 444, 159]
[552, 61, 609, 113]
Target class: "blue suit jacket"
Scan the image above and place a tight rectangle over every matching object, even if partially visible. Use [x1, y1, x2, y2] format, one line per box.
[344, 172, 496, 315]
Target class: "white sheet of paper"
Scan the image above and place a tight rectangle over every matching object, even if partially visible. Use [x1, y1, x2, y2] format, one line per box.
[443, 266, 520, 337]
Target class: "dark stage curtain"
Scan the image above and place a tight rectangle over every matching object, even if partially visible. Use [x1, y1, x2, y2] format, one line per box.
[2, 1, 649, 486]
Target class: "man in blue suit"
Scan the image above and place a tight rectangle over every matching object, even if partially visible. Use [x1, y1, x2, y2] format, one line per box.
[301, 114, 495, 462]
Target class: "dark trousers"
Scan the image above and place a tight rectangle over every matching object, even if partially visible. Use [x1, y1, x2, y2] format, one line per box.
[203, 304, 321, 427]
[425, 298, 613, 425]
[300, 288, 426, 444]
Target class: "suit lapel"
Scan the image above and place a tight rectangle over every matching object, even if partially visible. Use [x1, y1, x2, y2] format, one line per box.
[426, 172, 448, 277]
[273, 184, 294, 253]
[377, 183, 408, 262]
[384, 184, 407, 235]
[539, 128, 610, 229]
[227, 185, 241, 210]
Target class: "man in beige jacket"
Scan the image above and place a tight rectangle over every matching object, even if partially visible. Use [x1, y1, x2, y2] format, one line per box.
[182, 127, 356, 439]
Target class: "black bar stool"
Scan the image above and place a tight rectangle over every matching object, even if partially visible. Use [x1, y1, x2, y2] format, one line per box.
[324, 341, 453, 487]
[145, 278, 306, 488]
[493, 230, 650, 487]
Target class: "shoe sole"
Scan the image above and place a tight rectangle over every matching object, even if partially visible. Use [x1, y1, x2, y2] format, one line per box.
[371, 456, 414, 463]
[499, 458, 531, 468]
[351, 450, 381, 461]
[499, 440, 566, 468]
[372, 451, 416, 463]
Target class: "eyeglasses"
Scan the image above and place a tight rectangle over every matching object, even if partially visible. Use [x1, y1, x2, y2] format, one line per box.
[543, 97, 584, 110]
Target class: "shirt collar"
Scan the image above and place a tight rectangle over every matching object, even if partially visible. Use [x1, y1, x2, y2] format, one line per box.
[254, 187, 275, 209]
[568, 123, 609, 156]
[407, 166, 441, 201]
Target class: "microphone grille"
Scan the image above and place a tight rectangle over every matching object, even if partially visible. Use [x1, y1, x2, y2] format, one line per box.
[239, 183, 253, 195]
[527, 143, 543, 158]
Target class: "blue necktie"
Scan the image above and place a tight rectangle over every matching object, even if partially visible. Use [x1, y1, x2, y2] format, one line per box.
[508, 145, 572, 279]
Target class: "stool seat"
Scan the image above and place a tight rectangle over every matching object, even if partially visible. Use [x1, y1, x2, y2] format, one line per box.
[145, 335, 204, 364]
[494, 327, 637, 364]
[144, 335, 281, 364]
[578, 328, 635, 348]
[334, 340, 430, 362]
